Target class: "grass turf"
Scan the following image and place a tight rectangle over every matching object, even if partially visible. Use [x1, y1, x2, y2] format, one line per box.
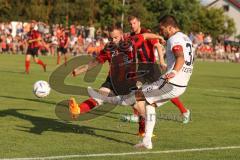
[0, 54, 240, 159]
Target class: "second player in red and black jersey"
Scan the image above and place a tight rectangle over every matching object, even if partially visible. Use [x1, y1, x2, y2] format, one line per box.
[57, 30, 70, 65]
[127, 15, 191, 137]
[25, 21, 46, 74]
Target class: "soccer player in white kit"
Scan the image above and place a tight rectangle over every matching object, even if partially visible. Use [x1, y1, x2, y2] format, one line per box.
[88, 15, 194, 149]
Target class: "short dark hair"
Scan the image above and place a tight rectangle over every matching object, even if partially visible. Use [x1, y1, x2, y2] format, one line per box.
[159, 15, 179, 28]
[108, 26, 123, 34]
[128, 15, 140, 22]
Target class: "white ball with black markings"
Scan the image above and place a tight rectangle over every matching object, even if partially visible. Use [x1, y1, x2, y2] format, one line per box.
[33, 80, 51, 98]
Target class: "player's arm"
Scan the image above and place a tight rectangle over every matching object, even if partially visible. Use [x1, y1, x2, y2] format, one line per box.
[154, 42, 167, 71]
[64, 37, 70, 48]
[28, 37, 42, 43]
[72, 58, 99, 77]
[142, 33, 165, 45]
[165, 45, 185, 80]
[28, 32, 42, 43]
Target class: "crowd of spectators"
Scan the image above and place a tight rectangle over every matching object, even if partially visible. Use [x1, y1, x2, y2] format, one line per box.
[190, 32, 240, 62]
[0, 21, 109, 57]
[0, 21, 239, 63]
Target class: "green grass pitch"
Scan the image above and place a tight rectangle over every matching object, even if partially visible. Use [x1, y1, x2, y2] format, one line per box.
[0, 54, 240, 160]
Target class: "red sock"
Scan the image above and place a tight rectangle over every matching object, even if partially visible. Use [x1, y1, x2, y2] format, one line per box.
[79, 98, 98, 113]
[57, 55, 60, 64]
[171, 97, 187, 114]
[138, 116, 145, 134]
[133, 107, 139, 116]
[37, 59, 45, 67]
[25, 60, 30, 73]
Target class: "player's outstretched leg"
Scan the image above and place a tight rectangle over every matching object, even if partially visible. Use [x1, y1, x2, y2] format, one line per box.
[170, 97, 190, 123]
[68, 97, 100, 119]
[78, 98, 98, 114]
[69, 97, 80, 119]
[87, 86, 136, 106]
[68, 87, 111, 119]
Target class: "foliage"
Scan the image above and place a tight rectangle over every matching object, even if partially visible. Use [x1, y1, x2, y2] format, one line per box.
[0, 0, 236, 37]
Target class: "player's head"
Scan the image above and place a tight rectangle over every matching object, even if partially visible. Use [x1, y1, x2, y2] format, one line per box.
[128, 15, 141, 34]
[109, 27, 123, 44]
[159, 15, 180, 39]
[30, 20, 37, 30]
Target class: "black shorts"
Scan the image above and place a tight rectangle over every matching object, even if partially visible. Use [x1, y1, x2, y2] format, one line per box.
[57, 47, 67, 54]
[101, 76, 119, 95]
[101, 75, 138, 96]
[27, 47, 39, 57]
[137, 63, 161, 84]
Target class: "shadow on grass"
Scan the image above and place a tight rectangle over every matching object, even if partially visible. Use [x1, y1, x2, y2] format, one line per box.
[0, 70, 25, 74]
[0, 95, 122, 120]
[0, 109, 135, 145]
[0, 95, 56, 105]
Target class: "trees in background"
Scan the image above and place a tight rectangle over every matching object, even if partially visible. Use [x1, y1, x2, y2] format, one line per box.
[0, 0, 236, 38]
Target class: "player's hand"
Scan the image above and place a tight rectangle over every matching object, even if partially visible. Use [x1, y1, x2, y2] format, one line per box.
[165, 70, 177, 81]
[158, 36, 166, 45]
[160, 63, 167, 72]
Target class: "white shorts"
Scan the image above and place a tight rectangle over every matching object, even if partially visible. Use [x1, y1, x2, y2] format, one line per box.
[142, 78, 186, 107]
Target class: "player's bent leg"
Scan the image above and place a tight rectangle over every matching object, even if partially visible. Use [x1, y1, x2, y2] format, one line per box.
[64, 53, 67, 66]
[171, 97, 187, 114]
[25, 54, 31, 74]
[142, 79, 186, 107]
[183, 109, 191, 124]
[34, 57, 47, 72]
[170, 97, 190, 124]
[57, 52, 61, 64]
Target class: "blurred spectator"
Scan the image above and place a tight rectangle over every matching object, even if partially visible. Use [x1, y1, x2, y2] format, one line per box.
[0, 20, 239, 64]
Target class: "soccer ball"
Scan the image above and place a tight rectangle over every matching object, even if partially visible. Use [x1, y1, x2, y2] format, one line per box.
[33, 80, 51, 98]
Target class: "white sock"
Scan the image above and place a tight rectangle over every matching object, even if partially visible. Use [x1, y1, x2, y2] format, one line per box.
[88, 86, 136, 105]
[102, 94, 136, 106]
[120, 93, 136, 105]
[144, 105, 156, 140]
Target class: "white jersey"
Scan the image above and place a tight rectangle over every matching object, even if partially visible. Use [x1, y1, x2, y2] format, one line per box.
[165, 32, 194, 86]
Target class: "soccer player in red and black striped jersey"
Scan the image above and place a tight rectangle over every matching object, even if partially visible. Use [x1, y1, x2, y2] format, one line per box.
[127, 15, 190, 136]
[68, 27, 164, 120]
[57, 29, 70, 65]
[25, 21, 46, 74]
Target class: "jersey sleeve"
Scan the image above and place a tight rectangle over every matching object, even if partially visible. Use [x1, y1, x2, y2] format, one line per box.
[35, 31, 41, 38]
[131, 34, 144, 48]
[170, 37, 184, 53]
[149, 39, 158, 46]
[96, 50, 108, 64]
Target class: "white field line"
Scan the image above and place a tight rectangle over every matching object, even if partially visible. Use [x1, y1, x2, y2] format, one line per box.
[1, 145, 240, 160]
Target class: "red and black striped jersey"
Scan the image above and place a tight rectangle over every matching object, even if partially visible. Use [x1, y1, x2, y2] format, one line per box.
[27, 30, 41, 49]
[130, 28, 158, 63]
